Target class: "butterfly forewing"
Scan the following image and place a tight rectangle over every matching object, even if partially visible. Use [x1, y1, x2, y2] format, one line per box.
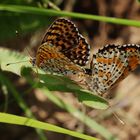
[41, 18, 90, 66]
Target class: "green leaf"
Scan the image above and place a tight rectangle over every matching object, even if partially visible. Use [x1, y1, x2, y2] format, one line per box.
[0, 48, 30, 75]
[21, 66, 109, 110]
[0, 113, 99, 140]
[76, 89, 108, 109]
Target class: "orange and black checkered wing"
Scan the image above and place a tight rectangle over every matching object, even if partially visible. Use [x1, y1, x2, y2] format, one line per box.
[41, 18, 90, 66]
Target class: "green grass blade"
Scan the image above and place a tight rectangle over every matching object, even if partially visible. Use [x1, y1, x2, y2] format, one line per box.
[0, 72, 47, 140]
[0, 4, 140, 27]
[0, 113, 99, 140]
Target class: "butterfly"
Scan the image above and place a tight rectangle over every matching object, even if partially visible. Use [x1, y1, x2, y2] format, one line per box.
[30, 18, 140, 97]
[31, 18, 90, 77]
[86, 44, 140, 96]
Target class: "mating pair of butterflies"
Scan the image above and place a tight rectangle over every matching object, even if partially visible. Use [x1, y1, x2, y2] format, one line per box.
[31, 18, 140, 96]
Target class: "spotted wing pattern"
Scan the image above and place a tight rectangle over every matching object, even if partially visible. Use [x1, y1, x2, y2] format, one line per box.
[41, 18, 90, 66]
[35, 42, 84, 75]
[88, 44, 140, 96]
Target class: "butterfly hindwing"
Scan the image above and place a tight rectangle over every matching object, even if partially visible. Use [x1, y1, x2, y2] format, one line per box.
[90, 44, 140, 95]
[36, 43, 84, 75]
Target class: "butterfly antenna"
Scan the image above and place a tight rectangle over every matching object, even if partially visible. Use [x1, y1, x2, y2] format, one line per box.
[6, 30, 34, 66]
[6, 47, 33, 66]
[15, 29, 33, 58]
[24, 46, 33, 58]
[24, 46, 39, 78]
[108, 104, 125, 125]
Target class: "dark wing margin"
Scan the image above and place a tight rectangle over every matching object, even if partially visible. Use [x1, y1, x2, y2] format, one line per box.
[41, 18, 90, 66]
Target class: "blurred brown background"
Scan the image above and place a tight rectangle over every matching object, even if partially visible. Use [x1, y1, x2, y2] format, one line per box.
[1, 0, 140, 140]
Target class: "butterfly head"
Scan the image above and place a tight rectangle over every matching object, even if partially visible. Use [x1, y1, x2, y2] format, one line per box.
[30, 57, 36, 66]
